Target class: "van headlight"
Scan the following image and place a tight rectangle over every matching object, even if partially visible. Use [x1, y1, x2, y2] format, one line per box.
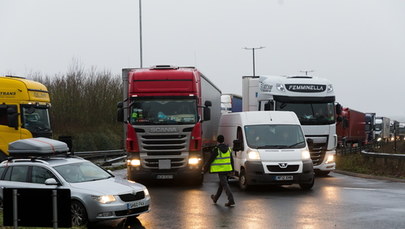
[92, 195, 116, 204]
[247, 149, 261, 160]
[301, 150, 311, 160]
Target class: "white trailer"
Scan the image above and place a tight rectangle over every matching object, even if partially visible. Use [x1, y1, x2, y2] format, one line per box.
[374, 117, 391, 142]
[242, 75, 337, 176]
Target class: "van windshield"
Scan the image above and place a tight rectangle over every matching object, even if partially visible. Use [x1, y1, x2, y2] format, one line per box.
[244, 124, 306, 149]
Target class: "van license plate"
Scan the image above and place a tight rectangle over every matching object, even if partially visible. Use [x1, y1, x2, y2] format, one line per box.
[156, 175, 173, 179]
[275, 175, 293, 181]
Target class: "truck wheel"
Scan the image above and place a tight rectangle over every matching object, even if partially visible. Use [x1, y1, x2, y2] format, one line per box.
[239, 169, 249, 191]
[71, 200, 88, 226]
[189, 174, 204, 186]
[299, 177, 315, 190]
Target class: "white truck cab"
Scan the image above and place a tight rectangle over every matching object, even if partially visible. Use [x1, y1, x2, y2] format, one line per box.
[218, 111, 315, 190]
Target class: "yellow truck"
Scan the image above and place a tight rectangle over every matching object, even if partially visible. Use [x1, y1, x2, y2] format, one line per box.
[0, 76, 52, 160]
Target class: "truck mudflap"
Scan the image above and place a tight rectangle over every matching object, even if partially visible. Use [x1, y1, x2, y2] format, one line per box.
[242, 160, 314, 185]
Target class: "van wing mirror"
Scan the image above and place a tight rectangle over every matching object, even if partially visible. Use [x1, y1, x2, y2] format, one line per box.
[204, 101, 212, 107]
[233, 139, 243, 151]
[7, 105, 19, 129]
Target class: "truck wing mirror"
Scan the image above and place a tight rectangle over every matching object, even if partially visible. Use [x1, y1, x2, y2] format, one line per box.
[203, 107, 211, 121]
[7, 105, 19, 129]
[336, 116, 343, 122]
[335, 103, 342, 115]
[117, 102, 124, 122]
[204, 101, 212, 107]
[232, 139, 243, 151]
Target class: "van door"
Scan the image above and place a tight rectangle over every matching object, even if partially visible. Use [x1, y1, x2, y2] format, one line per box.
[233, 126, 244, 174]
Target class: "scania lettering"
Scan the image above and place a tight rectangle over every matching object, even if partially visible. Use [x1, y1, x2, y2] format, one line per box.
[242, 75, 337, 176]
[0, 76, 52, 160]
[117, 66, 221, 184]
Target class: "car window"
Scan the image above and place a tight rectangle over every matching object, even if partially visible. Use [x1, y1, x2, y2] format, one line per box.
[31, 166, 56, 184]
[10, 166, 29, 182]
[54, 162, 112, 183]
[0, 167, 6, 180]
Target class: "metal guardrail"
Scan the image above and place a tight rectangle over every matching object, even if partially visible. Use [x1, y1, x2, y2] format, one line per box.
[361, 151, 405, 160]
[74, 149, 126, 166]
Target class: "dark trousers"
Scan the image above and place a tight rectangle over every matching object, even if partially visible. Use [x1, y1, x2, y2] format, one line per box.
[213, 173, 235, 203]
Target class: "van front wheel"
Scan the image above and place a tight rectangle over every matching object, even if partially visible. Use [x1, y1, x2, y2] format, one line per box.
[239, 169, 249, 191]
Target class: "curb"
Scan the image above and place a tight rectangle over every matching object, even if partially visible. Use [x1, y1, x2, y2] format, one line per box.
[333, 169, 405, 183]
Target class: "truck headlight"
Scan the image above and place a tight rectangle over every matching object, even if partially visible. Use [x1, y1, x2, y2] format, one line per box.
[92, 195, 116, 204]
[247, 149, 261, 160]
[188, 157, 201, 165]
[127, 159, 141, 166]
[301, 150, 311, 160]
[276, 83, 286, 92]
[326, 155, 335, 163]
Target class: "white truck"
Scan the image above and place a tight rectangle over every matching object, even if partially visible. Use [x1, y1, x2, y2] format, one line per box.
[242, 75, 336, 176]
[218, 111, 314, 190]
[374, 116, 391, 142]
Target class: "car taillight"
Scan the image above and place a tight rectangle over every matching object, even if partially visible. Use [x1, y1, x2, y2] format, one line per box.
[189, 122, 202, 152]
[126, 123, 139, 152]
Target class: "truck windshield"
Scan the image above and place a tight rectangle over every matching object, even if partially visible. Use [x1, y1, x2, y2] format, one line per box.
[245, 124, 306, 149]
[22, 105, 51, 133]
[274, 102, 335, 125]
[130, 98, 198, 125]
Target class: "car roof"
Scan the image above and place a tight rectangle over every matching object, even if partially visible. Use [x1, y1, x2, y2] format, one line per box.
[1, 156, 89, 167]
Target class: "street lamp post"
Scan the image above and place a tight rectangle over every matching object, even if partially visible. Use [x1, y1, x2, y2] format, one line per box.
[244, 46, 265, 76]
[139, 0, 143, 68]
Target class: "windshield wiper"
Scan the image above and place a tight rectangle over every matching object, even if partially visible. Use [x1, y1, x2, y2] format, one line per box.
[287, 141, 305, 148]
[257, 145, 286, 149]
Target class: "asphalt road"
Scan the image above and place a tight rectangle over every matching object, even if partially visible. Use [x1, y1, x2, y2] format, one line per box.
[93, 170, 405, 229]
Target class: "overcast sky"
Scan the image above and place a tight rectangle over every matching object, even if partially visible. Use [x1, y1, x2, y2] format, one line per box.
[1, 0, 405, 120]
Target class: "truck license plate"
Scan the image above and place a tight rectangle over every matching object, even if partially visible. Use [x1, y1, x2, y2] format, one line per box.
[127, 200, 146, 209]
[156, 174, 174, 179]
[275, 175, 293, 181]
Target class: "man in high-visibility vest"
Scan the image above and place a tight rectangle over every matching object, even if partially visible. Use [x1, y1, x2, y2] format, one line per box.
[204, 135, 235, 207]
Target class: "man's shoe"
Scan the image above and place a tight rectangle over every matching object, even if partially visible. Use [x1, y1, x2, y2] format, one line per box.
[225, 201, 235, 207]
[210, 195, 217, 204]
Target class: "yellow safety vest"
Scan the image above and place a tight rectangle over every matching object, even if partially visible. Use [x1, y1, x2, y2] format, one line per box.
[210, 147, 233, 173]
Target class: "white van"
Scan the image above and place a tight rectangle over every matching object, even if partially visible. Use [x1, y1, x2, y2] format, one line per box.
[218, 111, 314, 190]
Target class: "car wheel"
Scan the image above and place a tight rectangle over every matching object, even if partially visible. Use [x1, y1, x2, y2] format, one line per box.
[299, 176, 315, 190]
[239, 169, 249, 191]
[71, 200, 88, 226]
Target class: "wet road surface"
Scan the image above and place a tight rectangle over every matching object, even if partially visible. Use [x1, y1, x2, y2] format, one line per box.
[91, 170, 405, 229]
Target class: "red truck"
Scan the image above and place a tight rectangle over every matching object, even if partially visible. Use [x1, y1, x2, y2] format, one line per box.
[117, 65, 221, 184]
[336, 106, 367, 147]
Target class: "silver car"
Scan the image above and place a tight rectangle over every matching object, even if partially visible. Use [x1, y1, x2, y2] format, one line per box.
[0, 156, 151, 226]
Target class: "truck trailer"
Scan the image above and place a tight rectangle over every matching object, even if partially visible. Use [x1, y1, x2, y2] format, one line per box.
[221, 94, 242, 113]
[336, 106, 367, 147]
[374, 116, 390, 142]
[0, 75, 52, 160]
[117, 65, 221, 184]
[242, 75, 336, 176]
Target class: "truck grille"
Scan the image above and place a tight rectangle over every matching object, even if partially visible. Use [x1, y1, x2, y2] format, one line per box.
[138, 132, 190, 169]
[309, 142, 327, 166]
